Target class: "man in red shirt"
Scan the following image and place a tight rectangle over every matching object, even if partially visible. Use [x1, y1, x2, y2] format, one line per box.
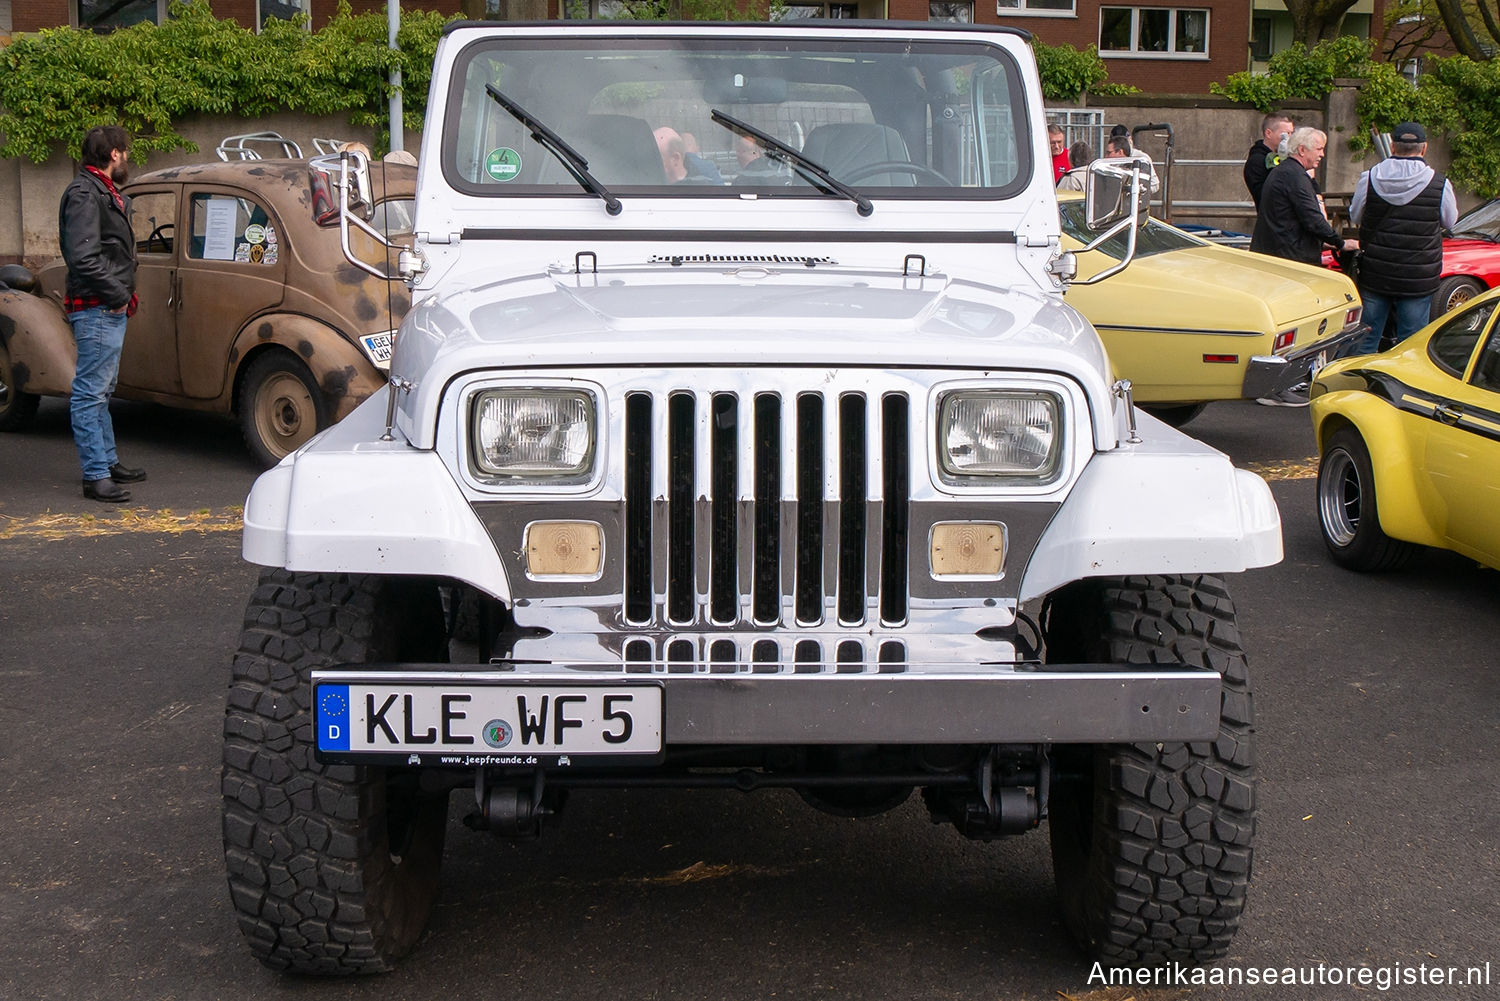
[1048, 124, 1069, 184]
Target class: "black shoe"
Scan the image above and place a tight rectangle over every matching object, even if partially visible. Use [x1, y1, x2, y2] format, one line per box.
[108, 462, 147, 483]
[82, 477, 131, 503]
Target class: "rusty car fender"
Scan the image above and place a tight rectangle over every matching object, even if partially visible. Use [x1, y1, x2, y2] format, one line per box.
[229, 314, 385, 422]
[0, 289, 77, 396]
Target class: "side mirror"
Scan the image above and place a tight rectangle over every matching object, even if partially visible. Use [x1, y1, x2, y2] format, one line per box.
[308, 151, 374, 226]
[1084, 153, 1151, 232]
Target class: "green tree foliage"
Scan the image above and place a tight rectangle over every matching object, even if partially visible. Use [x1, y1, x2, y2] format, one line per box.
[1212, 36, 1500, 198]
[0, 0, 456, 162]
[1032, 41, 1137, 101]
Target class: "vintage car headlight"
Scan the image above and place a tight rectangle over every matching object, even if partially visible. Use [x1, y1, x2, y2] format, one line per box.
[470, 389, 596, 482]
[937, 390, 1063, 484]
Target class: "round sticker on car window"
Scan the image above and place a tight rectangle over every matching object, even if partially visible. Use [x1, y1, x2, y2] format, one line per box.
[485, 148, 522, 182]
[244, 223, 266, 245]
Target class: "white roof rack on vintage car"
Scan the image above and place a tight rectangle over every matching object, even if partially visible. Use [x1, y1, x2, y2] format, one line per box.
[216, 132, 304, 161]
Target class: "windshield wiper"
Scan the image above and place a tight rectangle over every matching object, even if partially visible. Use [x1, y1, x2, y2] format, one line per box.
[485, 83, 622, 216]
[710, 109, 873, 217]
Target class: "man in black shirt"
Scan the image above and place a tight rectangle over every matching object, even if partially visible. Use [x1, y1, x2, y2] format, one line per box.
[1250, 126, 1354, 266]
[1244, 112, 1293, 208]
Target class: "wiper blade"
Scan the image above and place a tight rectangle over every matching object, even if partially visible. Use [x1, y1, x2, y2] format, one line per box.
[485, 83, 622, 216]
[710, 109, 873, 218]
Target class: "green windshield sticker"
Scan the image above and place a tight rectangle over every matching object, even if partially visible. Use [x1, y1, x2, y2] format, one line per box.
[485, 148, 522, 182]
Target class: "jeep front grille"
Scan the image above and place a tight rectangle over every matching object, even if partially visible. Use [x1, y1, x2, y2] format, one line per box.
[623, 388, 910, 630]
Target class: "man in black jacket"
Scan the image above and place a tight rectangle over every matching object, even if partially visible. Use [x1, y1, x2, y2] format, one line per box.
[1250, 127, 1355, 266]
[1249, 126, 1357, 406]
[1348, 121, 1457, 353]
[59, 124, 146, 503]
[1243, 112, 1292, 208]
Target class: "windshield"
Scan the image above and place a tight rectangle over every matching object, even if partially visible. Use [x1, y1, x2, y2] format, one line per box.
[1450, 198, 1500, 239]
[443, 35, 1031, 201]
[1058, 199, 1207, 260]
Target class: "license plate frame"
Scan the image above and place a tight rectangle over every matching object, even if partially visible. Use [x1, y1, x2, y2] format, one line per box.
[360, 332, 394, 364]
[313, 676, 664, 766]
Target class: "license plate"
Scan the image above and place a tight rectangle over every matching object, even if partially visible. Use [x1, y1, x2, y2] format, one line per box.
[360, 332, 393, 364]
[314, 680, 663, 766]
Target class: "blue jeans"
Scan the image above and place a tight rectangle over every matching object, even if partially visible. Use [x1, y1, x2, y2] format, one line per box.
[1356, 292, 1432, 355]
[68, 306, 128, 481]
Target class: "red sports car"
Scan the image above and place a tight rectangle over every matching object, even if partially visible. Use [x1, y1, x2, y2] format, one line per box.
[1324, 198, 1500, 320]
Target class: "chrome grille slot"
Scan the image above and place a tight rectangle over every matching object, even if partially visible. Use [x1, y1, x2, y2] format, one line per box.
[617, 375, 913, 636]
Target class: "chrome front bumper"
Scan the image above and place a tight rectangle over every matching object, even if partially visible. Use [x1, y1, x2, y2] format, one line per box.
[1241, 321, 1367, 400]
[314, 660, 1223, 753]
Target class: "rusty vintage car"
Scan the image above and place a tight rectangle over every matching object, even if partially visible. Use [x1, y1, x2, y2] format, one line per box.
[0, 142, 414, 466]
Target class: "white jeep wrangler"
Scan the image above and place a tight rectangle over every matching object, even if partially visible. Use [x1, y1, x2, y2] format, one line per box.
[223, 19, 1279, 975]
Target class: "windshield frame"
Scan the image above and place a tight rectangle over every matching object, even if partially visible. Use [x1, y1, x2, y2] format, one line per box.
[440, 31, 1034, 204]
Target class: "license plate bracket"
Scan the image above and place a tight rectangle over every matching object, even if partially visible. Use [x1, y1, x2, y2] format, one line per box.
[313, 676, 664, 767]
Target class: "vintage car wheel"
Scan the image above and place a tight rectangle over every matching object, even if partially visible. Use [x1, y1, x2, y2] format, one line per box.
[1139, 402, 1208, 428]
[0, 342, 42, 432]
[239, 352, 328, 468]
[1043, 575, 1255, 966]
[1317, 427, 1418, 572]
[223, 569, 449, 974]
[1431, 276, 1484, 320]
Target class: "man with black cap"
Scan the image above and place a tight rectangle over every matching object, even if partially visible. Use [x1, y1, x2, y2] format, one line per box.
[1348, 121, 1458, 353]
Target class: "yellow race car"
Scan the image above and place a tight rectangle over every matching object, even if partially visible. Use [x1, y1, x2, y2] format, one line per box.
[1311, 286, 1500, 571]
[1060, 194, 1364, 425]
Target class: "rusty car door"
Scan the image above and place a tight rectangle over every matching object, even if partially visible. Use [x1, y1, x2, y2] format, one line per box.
[118, 187, 183, 395]
[175, 187, 286, 400]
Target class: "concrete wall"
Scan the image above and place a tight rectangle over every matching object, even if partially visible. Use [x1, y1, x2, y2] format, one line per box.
[1, 113, 418, 267]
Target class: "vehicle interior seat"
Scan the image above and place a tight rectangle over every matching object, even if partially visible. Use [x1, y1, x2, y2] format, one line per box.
[534, 113, 666, 186]
[801, 123, 918, 186]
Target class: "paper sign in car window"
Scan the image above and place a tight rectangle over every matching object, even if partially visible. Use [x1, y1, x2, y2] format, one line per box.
[202, 197, 239, 261]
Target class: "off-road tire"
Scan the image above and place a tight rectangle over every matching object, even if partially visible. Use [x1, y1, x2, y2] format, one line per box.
[222, 570, 449, 975]
[1044, 574, 1255, 967]
[238, 351, 329, 468]
[0, 342, 41, 432]
[1317, 427, 1417, 572]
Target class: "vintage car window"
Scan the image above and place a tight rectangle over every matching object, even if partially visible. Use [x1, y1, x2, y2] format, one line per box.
[129, 191, 177, 256]
[1470, 326, 1500, 393]
[1058, 199, 1206, 260]
[1427, 298, 1498, 378]
[1449, 198, 1500, 240]
[187, 193, 279, 266]
[444, 35, 1030, 199]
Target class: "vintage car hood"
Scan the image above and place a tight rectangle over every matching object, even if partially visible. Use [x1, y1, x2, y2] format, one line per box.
[1070, 242, 1357, 331]
[391, 265, 1116, 449]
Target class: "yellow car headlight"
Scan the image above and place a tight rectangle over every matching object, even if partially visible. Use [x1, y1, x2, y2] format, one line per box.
[470, 389, 596, 482]
[937, 390, 1063, 484]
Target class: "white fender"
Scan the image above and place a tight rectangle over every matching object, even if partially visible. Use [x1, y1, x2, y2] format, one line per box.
[242, 393, 512, 599]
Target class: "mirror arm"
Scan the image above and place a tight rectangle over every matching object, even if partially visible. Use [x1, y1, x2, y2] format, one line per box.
[334, 154, 417, 282]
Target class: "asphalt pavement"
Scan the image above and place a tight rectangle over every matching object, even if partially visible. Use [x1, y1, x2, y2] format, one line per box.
[1, 397, 1496, 1001]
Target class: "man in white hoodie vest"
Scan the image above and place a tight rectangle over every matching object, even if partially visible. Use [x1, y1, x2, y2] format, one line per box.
[1349, 122, 1459, 353]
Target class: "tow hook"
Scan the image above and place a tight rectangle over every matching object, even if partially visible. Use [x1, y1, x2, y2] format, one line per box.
[464, 768, 564, 839]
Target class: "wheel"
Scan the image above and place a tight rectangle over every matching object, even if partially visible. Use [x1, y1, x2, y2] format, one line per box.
[1139, 402, 1208, 428]
[1043, 575, 1255, 967]
[145, 223, 174, 254]
[840, 160, 954, 185]
[1317, 427, 1417, 571]
[239, 351, 328, 468]
[1430, 276, 1484, 320]
[0, 341, 41, 432]
[222, 570, 450, 974]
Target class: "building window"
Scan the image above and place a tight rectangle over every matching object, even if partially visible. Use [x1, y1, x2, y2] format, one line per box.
[997, 0, 1075, 15]
[75, 0, 163, 31]
[1100, 7, 1209, 57]
[774, 3, 859, 18]
[258, 0, 310, 28]
[930, 1, 973, 21]
[1250, 13, 1272, 61]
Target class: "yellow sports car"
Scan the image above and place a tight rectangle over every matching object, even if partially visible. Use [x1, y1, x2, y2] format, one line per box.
[1311, 286, 1500, 571]
[1060, 194, 1365, 424]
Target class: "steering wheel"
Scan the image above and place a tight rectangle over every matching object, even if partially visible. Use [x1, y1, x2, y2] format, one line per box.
[146, 223, 174, 254]
[840, 161, 953, 186]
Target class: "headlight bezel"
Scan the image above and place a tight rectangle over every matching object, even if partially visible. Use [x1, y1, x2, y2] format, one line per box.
[932, 386, 1068, 488]
[466, 385, 601, 487]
